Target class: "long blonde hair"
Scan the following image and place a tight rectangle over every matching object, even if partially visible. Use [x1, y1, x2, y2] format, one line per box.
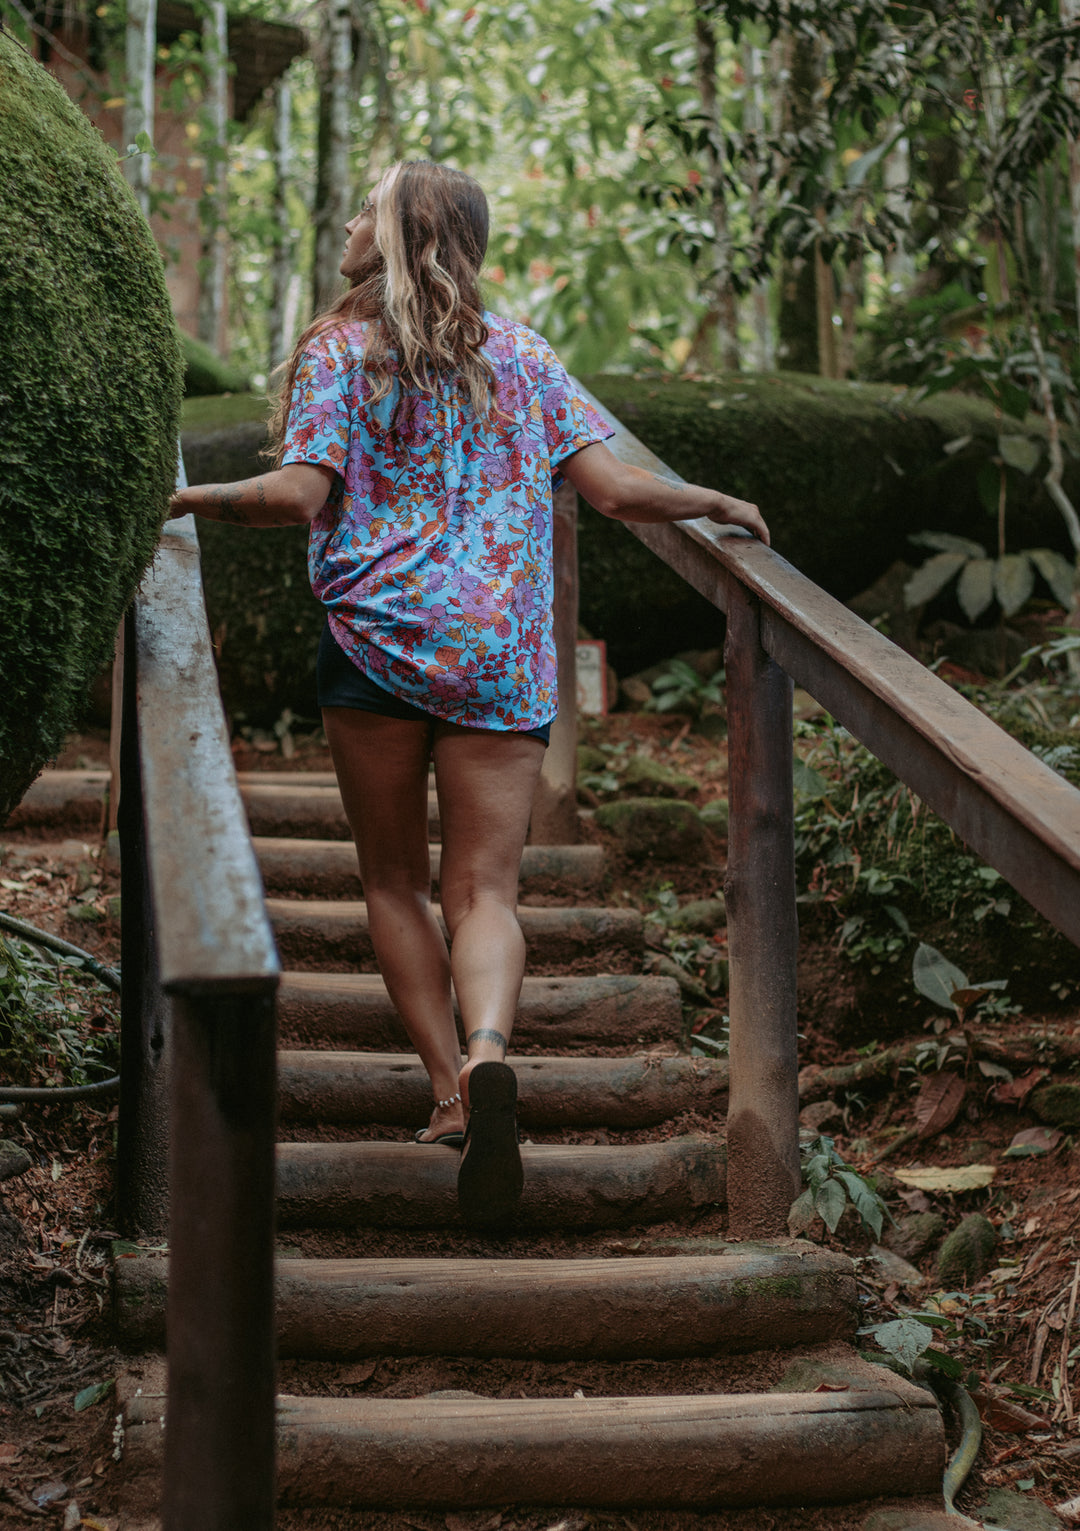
[269, 160, 496, 460]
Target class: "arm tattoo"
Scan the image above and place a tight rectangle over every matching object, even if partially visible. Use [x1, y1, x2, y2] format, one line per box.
[202, 477, 271, 525]
[466, 1028, 508, 1054]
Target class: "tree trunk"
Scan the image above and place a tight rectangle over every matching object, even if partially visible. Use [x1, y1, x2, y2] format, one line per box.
[122, 0, 156, 219]
[883, 121, 915, 285]
[744, 40, 773, 370]
[197, 0, 229, 351]
[268, 77, 295, 373]
[312, 0, 354, 317]
[775, 28, 821, 373]
[690, 6, 739, 371]
[1062, 0, 1080, 335]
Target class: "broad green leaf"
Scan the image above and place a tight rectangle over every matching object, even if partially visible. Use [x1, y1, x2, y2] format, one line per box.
[912, 943, 969, 1011]
[908, 531, 986, 558]
[999, 380, 1031, 422]
[870, 1317, 935, 1374]
[792, 757, 831, 799]
[893, 1164, 997, 1192]
[1028, 548, 1076, 609]
[942, 435, 973, 456]
[74, 1377, 115, 1412]
[994, 553, 1035, 618]
[814, 1177, 847, 1233]
[903, 553, 967, 610]
[997, 434, 1042, 475]
[957, 558, 995, 623]
[976, 460, 1002, 518]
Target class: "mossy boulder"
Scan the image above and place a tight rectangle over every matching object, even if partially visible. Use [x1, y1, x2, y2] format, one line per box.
[0, 34, 182, 821]
[594, 797, 707, 862]
[618, 756, 698, 799]
[883, 1211, 946, 1264]
[579, 371, 1077, 674]
[936, 1213, 997, 1287]
[181, 332, 251, 398]
[1031, 1083, 1080, 1129]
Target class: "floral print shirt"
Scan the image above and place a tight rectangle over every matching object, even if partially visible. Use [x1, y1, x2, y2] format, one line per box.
[281, 313, 612, 731]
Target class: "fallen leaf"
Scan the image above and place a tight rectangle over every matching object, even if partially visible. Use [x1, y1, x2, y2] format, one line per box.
[446, 1514, 503, 1531]
[914, 1071, 966, 1138]
[1003, 1127, 1062, 1158]
[73, 1378, 114, 1412]
[32, 1480, 68, 1508]
[974, 1387, 1048, 1432]
[813, 1381, 850, 1392]
[339, 1361, 376, 1385]
[990, 1068, 1049, 1107]
[0, 1444, 18, 1463]
[893, 1164, 997, 1192]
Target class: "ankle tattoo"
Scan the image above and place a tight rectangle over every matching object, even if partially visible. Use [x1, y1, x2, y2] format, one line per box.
[467, 1028, 507, 1054]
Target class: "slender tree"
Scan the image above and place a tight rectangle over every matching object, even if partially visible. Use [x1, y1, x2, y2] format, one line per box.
[312, 0, 354, 316]
[268, 76, 296, 372]
[197, 0, 229, 350]
[686, 4, 739, 371]
[122, 0, 156, 218]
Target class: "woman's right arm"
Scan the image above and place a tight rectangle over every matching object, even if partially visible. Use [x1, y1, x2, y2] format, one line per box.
[559, 441, 769, 547]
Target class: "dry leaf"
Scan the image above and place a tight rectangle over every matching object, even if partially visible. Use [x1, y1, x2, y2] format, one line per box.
[914, 1071, 966, 1139]
[974, 1387, 1048, 1432]
[445, 1514, 502, 1531]
[339, 1361, 376, 1385]
[990, 1068, 1049, 1107]
[813, 1382, 850, 1392]
[1004, 1127, 1062, 1158]
[0, 1445, 18, 1463]
[893, 1164, 997, 1192]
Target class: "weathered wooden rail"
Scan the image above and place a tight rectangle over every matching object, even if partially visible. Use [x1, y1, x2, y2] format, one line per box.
[116, 399, 1080, 1531]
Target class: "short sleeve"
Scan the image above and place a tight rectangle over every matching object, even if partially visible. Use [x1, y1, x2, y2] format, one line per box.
[530, 338, 613, 471]
[280, 333, 354, 479]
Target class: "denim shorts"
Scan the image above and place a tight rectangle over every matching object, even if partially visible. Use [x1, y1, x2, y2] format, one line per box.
[316, 623, 551, 745]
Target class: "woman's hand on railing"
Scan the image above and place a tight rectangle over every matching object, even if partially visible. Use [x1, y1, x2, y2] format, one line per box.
[560, 442, 769, 546]
[168, 463, 335, 527]
[705, 492, 770, 547]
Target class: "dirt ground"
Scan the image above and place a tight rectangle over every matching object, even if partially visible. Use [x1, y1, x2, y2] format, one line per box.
[1, 718, 1080, 1528]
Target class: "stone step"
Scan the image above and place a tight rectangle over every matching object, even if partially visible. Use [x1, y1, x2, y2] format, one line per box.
[112, 1245, 856, 1357]
[266, 899, 643, 972]
[121, 1372, 944, 1510]
[277, 971, 683, 1051]
[8, 769, 107, 832]
[275, 1136, 725, 1230]
[276, 1050, 727, 1128]
[241, 779, 432, 841]
[253, 836, 604, 900]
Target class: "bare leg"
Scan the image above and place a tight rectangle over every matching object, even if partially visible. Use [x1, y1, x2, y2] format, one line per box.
[322, 707, 464, 1142]
[432, 724, 547, 1106]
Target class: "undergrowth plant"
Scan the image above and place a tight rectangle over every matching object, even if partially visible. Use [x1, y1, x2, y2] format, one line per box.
[0, 935, 118, 1089]
[789, 1135, 891, 1243]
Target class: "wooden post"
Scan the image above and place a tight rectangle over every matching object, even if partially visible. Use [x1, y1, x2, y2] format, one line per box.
[723, 583, 800, 1238]
[531, 480, 578, 844]
[164, 992, 277, 1531]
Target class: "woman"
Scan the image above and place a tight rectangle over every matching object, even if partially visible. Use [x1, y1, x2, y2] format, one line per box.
[170, 159, 769, 1226]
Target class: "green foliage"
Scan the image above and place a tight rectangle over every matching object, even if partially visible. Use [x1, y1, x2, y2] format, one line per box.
[0, 935, 119, 1089]
[789, 1133, 891, 1242]
[0, 34, 182, 821]
[792, 715, 1059, 972]
[904, 530, 1075, 624]
[911, 942, 1015, 1027]
[646, 660, 725, 717]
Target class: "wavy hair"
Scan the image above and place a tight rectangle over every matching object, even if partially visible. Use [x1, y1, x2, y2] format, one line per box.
[269, 160, 496, 461]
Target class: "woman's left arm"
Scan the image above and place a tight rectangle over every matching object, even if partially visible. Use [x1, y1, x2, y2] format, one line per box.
[168, 464, 335, 527]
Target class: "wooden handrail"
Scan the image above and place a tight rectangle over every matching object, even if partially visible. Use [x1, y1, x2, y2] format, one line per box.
[119, 495, 279, 1531]
[575, 380, 1080, 946]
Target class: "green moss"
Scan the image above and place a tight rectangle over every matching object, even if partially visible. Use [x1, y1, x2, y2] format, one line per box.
[181, 392, 270, 432]
[0, 34, 183, 821]
[181, 332, 251, 398]
[580, 372, 1075, 673]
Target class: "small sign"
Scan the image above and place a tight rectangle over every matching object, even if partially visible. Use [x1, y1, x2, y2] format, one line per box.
[576, 639, 608, 715]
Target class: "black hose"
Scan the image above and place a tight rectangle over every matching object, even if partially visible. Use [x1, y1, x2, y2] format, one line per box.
[0, 910, 121, 1101]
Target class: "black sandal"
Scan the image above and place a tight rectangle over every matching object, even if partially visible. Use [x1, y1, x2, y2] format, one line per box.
[456, 1061, 523, 1226]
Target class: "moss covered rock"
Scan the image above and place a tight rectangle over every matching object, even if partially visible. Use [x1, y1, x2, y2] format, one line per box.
[580, 371, 1077, 673]
[618, 756, 699, 799]
[594, 797, 707, 862]
[0, 35, 182, 821]
[1031, 1083, 1080, 1129]
[181, 332, 250, 398]
[936, 1213, 997, 1287]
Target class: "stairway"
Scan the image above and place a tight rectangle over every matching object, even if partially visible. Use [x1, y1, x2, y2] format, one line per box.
[17, 767, 947, 1521]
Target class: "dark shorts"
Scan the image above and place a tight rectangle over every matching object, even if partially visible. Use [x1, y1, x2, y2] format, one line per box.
[316, 623, 552, 745]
